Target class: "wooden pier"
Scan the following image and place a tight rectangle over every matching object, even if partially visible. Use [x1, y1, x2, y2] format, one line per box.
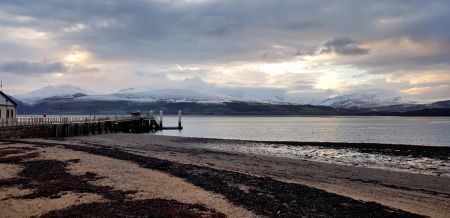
[0, 111, 182, 139]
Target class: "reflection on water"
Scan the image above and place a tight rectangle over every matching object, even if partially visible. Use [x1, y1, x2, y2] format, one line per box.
[153, 116, 450, 146]
[185, 141, 450, 177]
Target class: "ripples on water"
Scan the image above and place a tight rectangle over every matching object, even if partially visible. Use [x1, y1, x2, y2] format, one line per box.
[185, 142, 450, 177]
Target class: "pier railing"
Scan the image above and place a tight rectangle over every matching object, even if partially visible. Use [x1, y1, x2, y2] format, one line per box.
[0, 111, 179, 138]
[0, 115, 157, 127]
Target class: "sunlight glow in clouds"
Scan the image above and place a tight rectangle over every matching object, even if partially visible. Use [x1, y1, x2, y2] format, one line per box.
[64, 47, 90, 63]
[258, 62, 305, 75]
[64, 53, 86, 63]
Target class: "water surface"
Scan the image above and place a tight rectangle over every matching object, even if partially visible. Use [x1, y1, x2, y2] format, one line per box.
[153, 116, 450, 146]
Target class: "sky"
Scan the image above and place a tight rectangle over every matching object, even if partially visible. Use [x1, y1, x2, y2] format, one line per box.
[0, 0, 449, 103]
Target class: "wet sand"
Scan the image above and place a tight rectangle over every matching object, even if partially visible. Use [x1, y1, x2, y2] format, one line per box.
[1, 134, 449, 217]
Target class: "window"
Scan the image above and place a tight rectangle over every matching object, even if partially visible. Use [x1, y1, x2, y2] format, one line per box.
[6, 110, 9, 118]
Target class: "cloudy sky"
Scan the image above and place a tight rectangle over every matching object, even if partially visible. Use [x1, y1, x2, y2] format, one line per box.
[0, 0, 449, 103]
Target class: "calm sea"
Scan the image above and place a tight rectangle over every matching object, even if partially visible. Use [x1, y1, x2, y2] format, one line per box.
[152, 116, 450, 147]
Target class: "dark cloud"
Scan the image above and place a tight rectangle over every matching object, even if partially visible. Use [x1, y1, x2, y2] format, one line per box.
[347, 52, 450, 75]
[0, 0, 449, 102]
[0, 61, 66, 74]
[319, 37, 369, 56]
[0, 1, 372, 63]
[0, 0, 447, 64]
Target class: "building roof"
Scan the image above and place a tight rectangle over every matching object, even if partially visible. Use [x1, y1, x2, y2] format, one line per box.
[0, 91, 17, 107]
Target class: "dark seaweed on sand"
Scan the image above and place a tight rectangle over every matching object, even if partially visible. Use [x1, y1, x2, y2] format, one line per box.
[12, 140, 422, 218]
[0, 145, 226, 218]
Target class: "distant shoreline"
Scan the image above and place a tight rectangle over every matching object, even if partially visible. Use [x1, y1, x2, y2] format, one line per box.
[16, 113, 450, 117]
[15, 100, 450, 116]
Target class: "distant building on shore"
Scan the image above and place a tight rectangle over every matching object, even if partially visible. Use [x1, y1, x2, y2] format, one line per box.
[0, 91, 17, 119]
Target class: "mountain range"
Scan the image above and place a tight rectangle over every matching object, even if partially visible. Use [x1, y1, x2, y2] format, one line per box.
[10, 85, 450, 115]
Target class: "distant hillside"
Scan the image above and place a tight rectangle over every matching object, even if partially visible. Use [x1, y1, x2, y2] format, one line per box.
[319, 94, 408, 109]
[15, 85, 91, 105]
[16, 100, 349, 115]
[401, 108, 450, 116]
[14, 99, 450, 116]
[430, 100, 450, 108]
[12, 85, 450, 116]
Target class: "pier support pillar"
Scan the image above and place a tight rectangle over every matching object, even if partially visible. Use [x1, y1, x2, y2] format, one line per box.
[75, 123, 79, 136]
[178, 110, 183, 130]
[159, 110, 163, 129]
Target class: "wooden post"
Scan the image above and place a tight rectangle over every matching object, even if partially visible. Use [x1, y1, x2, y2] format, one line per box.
[178, 110, 182, 130]
[159, 110, 163, 129]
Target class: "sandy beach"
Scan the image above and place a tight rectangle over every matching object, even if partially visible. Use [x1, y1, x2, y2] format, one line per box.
[1, 134, 449, 217]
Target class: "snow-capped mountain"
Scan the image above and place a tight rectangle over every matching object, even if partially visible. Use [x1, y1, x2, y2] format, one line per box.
[319, 94, 406, 109]
[16, 85, 92, 105]
[77, 88, 235, 103]
[15, 86, 239, 105]
[14, 85, 434, 110]
[117, 88, 140, 93]
[11, 85, 450, 115]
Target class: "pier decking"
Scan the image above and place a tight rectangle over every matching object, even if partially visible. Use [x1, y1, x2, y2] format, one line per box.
[0, 112, 181, 138]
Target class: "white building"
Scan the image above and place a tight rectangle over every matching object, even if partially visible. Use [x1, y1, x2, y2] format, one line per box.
[0, 91, 17, 120]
